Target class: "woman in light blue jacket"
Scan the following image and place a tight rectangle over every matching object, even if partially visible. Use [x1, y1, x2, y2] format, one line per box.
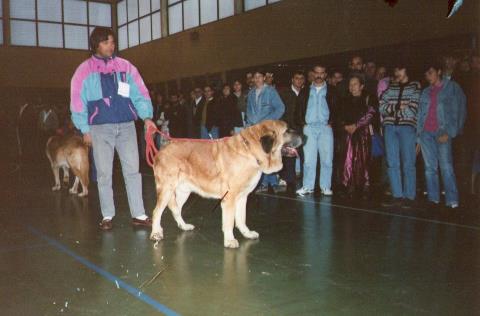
[417, 62, 466, 209]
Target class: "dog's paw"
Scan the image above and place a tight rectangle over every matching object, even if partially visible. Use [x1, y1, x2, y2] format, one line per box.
[52, 185, 61, 191]
[243, 230, 260, 240]
[224, 239, 240, 249]
[78, 191, 88, 197]
[179, 223, 195, 231]
[69, 188, 78, 194]
[150, 231, 164, 241]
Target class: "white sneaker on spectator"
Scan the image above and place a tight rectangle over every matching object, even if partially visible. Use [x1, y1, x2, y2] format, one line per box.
[296, 187, 314, 196]
[278, 179, 287, 187]
[322, 188, 333, 196]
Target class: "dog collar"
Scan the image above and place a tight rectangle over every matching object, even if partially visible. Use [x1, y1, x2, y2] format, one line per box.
[240, 134, 262, 167]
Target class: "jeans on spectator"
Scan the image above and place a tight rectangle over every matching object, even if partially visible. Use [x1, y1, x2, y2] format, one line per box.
[200, 125, 219, 139]
[261, 173, 278, 187]
[419, 131, 459, 206]
[90, 121, 147, 219]
[384, 125, 416, 200]
[302, 124, 333, 190]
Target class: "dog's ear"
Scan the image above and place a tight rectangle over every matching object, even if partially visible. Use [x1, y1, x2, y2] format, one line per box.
[260, 135, 274, 154]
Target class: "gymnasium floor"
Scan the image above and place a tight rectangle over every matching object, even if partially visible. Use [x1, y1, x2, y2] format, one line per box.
[1, 163, 479, 316]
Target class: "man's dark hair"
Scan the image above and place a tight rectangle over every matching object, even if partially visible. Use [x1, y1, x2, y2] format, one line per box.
[349, 73, 366, 86]
[422, 61, 443, 73]
[392, 59, 409, 71]
[291, 70, 305, 78]
[90, 27, 116, 54]
[253, 69, 266, 76]
[312, 64, 327, 71]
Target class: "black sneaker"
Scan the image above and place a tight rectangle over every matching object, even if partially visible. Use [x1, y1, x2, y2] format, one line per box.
[381, 197, 403, 208]
[401, 199, 416, 210]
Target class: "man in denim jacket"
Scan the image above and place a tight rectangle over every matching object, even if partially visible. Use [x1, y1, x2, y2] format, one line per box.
[417, 62, 466, 209]
[246, 70, 285, 192]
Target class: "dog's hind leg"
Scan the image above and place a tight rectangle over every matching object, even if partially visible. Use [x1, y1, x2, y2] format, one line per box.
[150, 185, 174, 242]
[69, 176, 79, 194]
[62, 166, 70, 184]
[222, 198, 239, 248]
[51, 165, 61, 191]
[235, 194, 259, 240]
[168, 187, 194, 231]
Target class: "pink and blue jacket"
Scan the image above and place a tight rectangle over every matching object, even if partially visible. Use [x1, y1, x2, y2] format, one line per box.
[70, 55, 153, 134]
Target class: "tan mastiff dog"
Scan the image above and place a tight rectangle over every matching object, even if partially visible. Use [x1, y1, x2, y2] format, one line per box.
[46, 134, 89, 197]
[150, 120, 302, 248]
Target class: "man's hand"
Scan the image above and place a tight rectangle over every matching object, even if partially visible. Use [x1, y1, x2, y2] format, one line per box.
[83, 133, 92, 146]
[144, 118, 156, 131]
[438, 134, 449, 144]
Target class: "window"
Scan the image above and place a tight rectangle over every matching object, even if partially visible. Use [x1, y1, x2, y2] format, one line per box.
[244, 0, 281, 12]
[9, 0, 112, 50]
[117, 0, 162, 50]
[167, 0, 234, 35]
[0, 1, 3, 44]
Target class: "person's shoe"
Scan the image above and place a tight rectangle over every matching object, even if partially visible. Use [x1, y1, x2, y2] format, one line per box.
[267, 185, 275, 194]
[322, 188, 333, 196]
[278, 179, 287, 187]
[423, 200, 440, 210]
[296, 187, 314, 197]
[286, 183, 297, 195]
[132, 217, 152, 227]
[445, 203, 459, 209]
[381, 197, 403, 208]
[99, 219, 113, 231]
[401, 199, 416, 210]
[255, 185, 268, 193]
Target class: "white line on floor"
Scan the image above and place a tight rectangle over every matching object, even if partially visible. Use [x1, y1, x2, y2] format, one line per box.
[256, 192, 480, 231]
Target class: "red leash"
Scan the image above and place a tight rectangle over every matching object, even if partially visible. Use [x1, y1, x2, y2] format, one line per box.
[144, 125, 231, 168]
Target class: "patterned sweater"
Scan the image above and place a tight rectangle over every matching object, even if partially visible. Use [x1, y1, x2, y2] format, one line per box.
[379, 81, 420, 127]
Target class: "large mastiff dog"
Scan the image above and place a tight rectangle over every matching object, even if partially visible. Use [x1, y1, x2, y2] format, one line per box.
[150, 120, 302, 248]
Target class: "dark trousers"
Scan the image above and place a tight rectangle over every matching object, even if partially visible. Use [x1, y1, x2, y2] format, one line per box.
[280, 156, 296, 184]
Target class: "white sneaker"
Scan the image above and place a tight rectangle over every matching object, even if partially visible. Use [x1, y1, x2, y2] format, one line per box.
[447, 203, 459, 209]
[322, 188, 333, 196]
[296, 187, 314, 196]
[278, 179, 287, 187]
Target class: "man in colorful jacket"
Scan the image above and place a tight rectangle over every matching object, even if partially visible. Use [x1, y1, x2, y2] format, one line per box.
[417, 62, 466, 209]
[70, 27, 156, 230]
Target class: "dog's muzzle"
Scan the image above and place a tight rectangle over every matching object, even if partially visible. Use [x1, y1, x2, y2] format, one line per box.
[282, 129, 303, 157]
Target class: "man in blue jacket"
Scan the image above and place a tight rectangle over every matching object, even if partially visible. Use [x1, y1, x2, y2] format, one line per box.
[246, 70, 285, 192]
[294, 64, 337, 197]
[417, 62, 466, 209]
[70, 27, 156, 230]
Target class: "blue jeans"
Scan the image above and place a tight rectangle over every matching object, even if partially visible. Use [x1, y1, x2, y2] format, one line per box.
[384, 125, 416, 200]
[90, 122, 147, 219]
[261, 173, 278, 187]
[419, 131, 459, 206]
[200, 126, 219, 139]
[302, 124, 333, 190]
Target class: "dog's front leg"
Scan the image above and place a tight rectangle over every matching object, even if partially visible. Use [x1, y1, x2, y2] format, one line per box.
[235, 195, 259, 240]
[222, 199, 239, 248]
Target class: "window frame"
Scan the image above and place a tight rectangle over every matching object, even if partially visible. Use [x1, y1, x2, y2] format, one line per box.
[117, 0, 162, 50]
[243, 0, 281, 13]
[9, 0, 112, 51]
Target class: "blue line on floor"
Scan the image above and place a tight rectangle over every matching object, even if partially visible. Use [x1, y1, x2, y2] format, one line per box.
[26, 226, 180, 316]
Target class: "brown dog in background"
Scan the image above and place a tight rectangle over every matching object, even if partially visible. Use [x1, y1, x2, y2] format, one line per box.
[46, 134, 89, 197]
[149, 120, 302, 248]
